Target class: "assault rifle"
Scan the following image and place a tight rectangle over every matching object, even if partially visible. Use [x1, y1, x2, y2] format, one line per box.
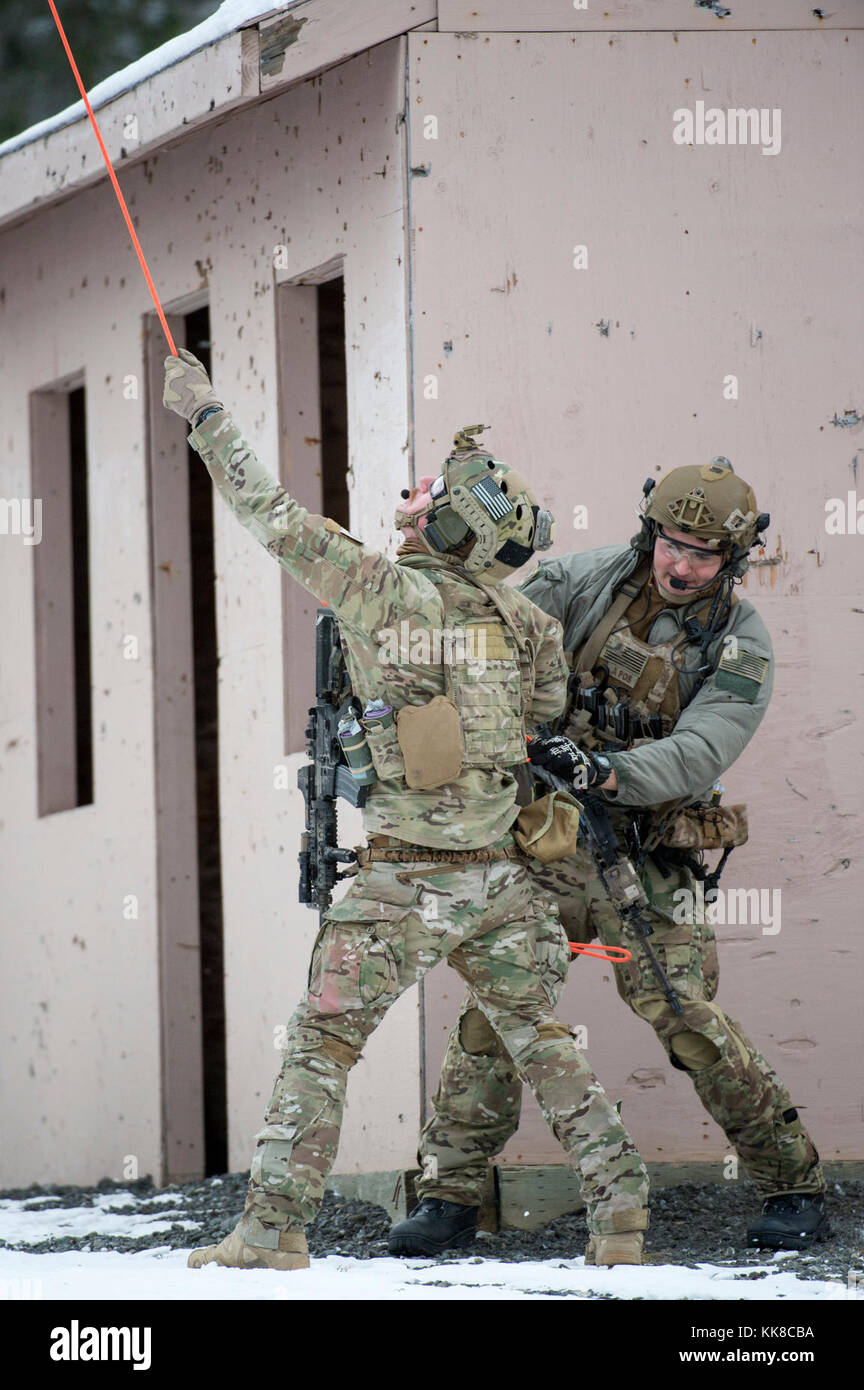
[528, 756, 684, 1017]
[297, 608, 369, 921]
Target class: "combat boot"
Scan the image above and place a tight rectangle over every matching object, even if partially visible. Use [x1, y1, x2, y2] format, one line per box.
[746, 1193, 830, 1250]
[388, 1198, 478, 1256]
[584, 1232, 643, 1267]
[187, 1226, 310, 1270]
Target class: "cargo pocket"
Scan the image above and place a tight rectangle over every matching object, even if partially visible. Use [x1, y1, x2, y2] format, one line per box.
[307, 923, 400, 1013]
[307, 865, 422, 1013]
[532, 913, 572, 1007]
[637, 857, 704, 996]
[250, 1122, 299, 1192]
[694, 912, 720, 1001]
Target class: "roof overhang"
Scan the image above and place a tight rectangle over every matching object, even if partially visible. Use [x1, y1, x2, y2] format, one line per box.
[0, 0, 436, 234]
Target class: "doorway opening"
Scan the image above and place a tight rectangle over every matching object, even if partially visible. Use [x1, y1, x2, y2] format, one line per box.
[183, 305, 228, 1177]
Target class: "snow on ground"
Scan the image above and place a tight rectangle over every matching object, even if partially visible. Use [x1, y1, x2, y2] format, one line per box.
[0, 1246, 853, 1302]
[0, 1193, 198, 1246]
[0, 1198, 852, 1301]
[0, 0, 275, 157]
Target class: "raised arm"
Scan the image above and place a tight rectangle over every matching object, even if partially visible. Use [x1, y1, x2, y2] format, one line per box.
[163, 349, 427, 638]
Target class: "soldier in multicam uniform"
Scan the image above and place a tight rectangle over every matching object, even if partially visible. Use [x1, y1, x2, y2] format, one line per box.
[392, 462, 830, 1255]
[162, 348, 650, 1272]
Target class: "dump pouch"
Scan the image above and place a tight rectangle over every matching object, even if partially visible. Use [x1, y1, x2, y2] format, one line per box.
[514, 789, 582, 864]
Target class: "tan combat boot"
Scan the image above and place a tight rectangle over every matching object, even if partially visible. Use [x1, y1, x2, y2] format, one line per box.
[187, 1226, 309, 1271]
[584, 1231, 644, 1267]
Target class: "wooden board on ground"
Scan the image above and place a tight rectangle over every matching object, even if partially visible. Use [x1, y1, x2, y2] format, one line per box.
[497, 1164, 584, 1231]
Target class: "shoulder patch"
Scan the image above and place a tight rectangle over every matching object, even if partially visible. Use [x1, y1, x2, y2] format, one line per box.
[715, 646, 770, 703]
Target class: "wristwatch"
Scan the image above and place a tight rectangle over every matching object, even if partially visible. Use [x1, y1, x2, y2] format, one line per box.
[193, 404, 223, 427]
[589, 753, 614, 787]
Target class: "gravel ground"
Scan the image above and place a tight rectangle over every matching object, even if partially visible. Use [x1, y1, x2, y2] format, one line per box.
[2, 1175, 862, 1286]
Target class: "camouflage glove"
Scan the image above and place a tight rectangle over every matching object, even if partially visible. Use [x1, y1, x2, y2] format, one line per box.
[162, 348, 223, 426]
[528, 733, 602, 789]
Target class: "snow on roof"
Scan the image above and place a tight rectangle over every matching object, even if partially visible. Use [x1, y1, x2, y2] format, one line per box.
[0, 0, 279, 158]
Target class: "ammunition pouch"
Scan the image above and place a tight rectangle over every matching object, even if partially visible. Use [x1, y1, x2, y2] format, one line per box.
[514, 789, 582, 864]
[568, 678, 669, 748]
[360, 709, 405, 783]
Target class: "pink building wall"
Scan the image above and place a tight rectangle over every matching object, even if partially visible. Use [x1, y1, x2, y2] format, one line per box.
[0, 7, 860, 1190]
[0, 39, 421, 1188]
[409, 27, 864, 1166]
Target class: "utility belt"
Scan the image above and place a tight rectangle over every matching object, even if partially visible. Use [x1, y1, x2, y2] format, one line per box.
[355, 834, 527, 866]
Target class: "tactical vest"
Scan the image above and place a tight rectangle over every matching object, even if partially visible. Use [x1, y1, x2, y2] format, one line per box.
[350, 565, 533, 786]
[565, 565, 732, 752]
[433, 569, 533, 770]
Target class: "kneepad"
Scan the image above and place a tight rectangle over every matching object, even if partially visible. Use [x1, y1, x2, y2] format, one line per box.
[631, 996, 746, 1073]
[669, 1031, 721, 1071]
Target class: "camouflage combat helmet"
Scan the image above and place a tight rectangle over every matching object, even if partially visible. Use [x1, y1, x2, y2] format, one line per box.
[395, 425, 555, 581]
[633, 458, 770, 578]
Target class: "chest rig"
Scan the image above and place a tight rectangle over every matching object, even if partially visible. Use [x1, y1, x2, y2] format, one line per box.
[354, 563, 534, 787]
[564, 561, 731, 753]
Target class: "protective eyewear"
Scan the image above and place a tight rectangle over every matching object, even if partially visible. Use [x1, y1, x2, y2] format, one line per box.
[656, 529, 725, 570]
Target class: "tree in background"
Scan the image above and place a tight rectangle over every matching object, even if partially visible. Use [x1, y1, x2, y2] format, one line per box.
[0, 0, 220, 144]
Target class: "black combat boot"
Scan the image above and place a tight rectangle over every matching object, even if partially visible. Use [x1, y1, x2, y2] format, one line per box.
[388, 1199, 479, 1256]
[746, 1193, 831, 1250]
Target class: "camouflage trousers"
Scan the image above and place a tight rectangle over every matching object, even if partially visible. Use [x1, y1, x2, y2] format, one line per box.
[417, 846, 824, 1206]
[235, 852, 649, 1248]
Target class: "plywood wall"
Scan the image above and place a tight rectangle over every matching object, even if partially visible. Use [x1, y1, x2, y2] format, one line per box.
[408, 26, 864, 1166]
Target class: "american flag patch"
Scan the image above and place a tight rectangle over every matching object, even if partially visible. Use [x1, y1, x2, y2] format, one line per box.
[470, 476, 513, 520]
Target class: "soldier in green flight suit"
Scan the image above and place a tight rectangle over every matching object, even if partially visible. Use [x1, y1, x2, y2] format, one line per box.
[162, 348, 650, 1272]
[391, 462, 829, 1256]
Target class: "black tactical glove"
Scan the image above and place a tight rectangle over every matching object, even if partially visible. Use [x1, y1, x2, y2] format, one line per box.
[528, 733, 604, 790]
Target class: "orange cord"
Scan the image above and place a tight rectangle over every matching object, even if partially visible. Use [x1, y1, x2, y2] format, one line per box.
[48, 0, 178, 357]
[570, 942, 632, 963]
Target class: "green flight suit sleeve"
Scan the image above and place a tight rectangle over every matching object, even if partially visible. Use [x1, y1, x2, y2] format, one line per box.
[518, 558, 575, 627]
[601, 614, 774, 807]
[187, 408, 429, 639]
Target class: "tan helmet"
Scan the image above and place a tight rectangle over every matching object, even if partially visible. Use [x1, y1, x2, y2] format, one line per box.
[395, 425, 555, 582]
[635, 458, 769, 576]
